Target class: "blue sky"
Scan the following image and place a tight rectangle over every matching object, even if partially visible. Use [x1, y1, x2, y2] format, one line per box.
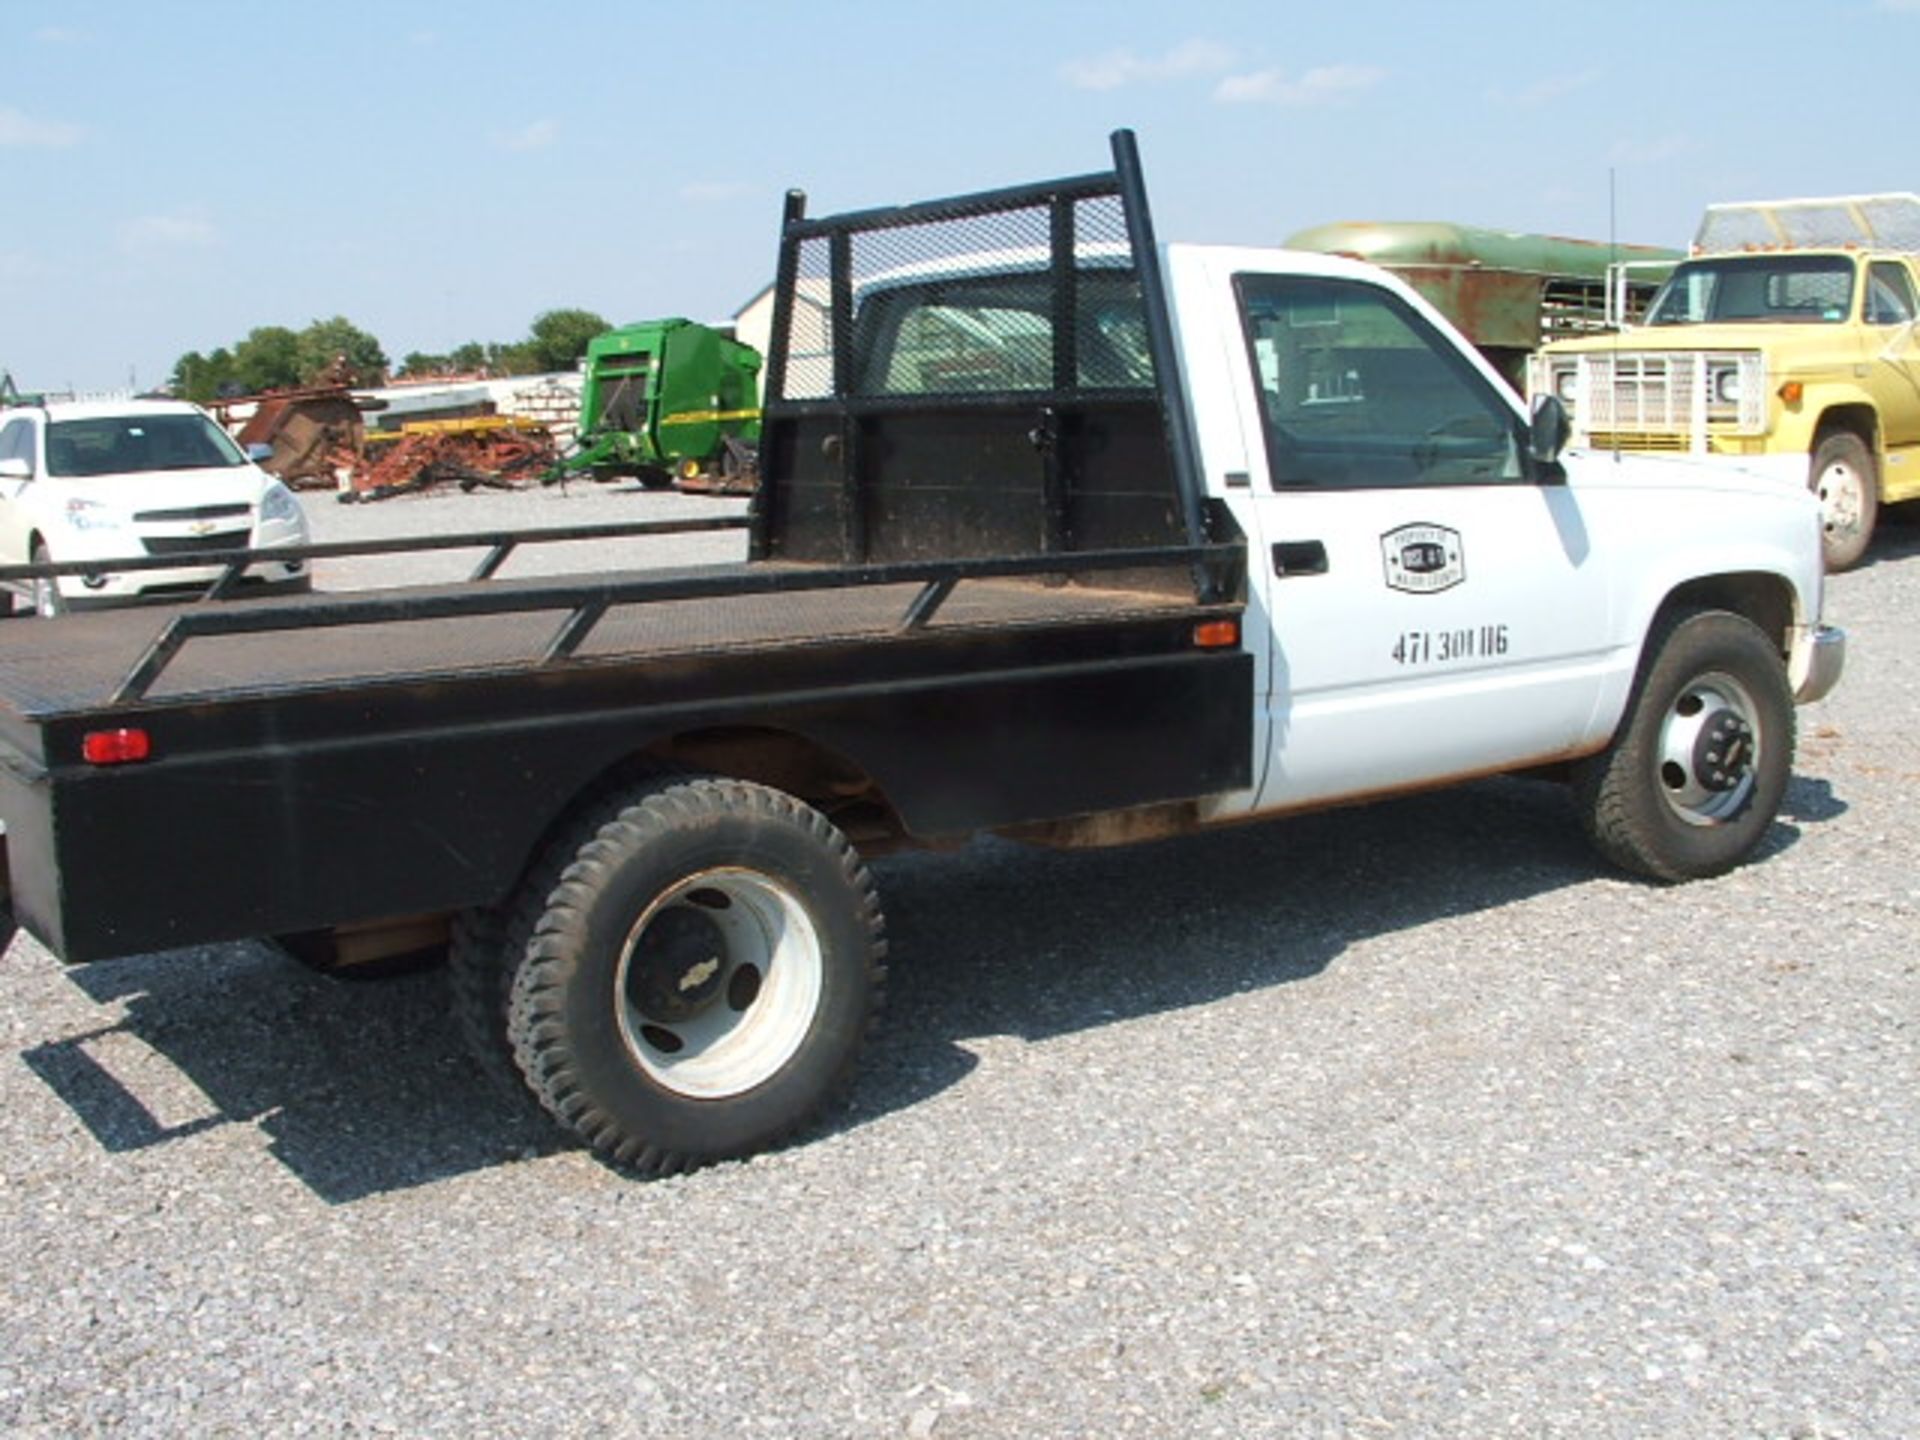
[4, 0, 1916, 393]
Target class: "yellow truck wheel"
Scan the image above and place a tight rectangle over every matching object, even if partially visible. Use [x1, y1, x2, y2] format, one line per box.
[1810, 431, 1878, 571]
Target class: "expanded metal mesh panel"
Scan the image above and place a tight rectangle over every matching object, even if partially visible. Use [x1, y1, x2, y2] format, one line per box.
[1571, 352, 1767, 438]
[1591, 355, 1692, 429]
[1696, 207, 1780, 253]
[1788, 269, 1853, 311]
[1698, 193, 1920, 253]
[781, 237, 835, 400]
[774, 185, 1150, 403]
[1778, 204, 1863, 249]
[1857, 196, 1920, 250]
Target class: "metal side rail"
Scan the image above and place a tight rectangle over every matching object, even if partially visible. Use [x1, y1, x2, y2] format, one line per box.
[104, 540, 1245, 707]
[0, 515, 753, 596]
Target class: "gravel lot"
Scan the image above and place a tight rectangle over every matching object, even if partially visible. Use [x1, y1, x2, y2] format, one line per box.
[2, 485, 1915, 1438]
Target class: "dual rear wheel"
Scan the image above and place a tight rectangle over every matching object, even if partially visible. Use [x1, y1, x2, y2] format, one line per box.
[452, 776, 885, 1175]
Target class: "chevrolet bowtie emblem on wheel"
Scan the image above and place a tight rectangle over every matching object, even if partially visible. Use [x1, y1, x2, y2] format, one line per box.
[1381, 523, 1465, 594]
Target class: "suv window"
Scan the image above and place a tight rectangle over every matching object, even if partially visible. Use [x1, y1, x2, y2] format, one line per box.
[1237, 273, 1523, 490]
[1865, 262, 1917, 325]
[0, 417, 32, 467]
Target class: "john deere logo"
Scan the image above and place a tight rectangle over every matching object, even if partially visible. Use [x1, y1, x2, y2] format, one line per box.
[1381, 523, 1465, 594]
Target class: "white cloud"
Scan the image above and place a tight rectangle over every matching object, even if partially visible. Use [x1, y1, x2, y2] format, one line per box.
[494, 118, 558, 153]
[1060, 38, 1234, 91]
[1214, 63, 1385, 106]
[0, 106, 84, 148]
[120, 212, 219, 254]
[1486, 67, 1602, 108]
[1877, 0, 1920, 11]
[35, 25, 86, 43]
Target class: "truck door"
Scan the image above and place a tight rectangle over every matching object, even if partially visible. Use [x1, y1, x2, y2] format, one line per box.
[1861, 259, 1920, 461]
[1197, 262, 1613, 812]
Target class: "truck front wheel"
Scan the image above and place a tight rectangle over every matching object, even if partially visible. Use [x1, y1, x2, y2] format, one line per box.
[505, 777, 885, 1174]
[1810, 431, 1878, 571]
[1573, 610, 1794, 882]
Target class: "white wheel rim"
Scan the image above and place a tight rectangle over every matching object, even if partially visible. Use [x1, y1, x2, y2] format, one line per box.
[614, 867, 822, 1099]
[1654, 669, 1761, 826]
[1815, 458, 1865, 543]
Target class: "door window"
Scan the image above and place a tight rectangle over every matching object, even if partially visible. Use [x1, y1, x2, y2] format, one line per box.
[1238, 274, 1526, 491]
[1865, 262, 1917, 325]
[0, 418, 31, 468]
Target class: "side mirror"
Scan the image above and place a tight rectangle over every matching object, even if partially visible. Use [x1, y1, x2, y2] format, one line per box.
[0, 456, 31, 482]
[1528, 393, 1570, 470]
[245, 442, 275, 465]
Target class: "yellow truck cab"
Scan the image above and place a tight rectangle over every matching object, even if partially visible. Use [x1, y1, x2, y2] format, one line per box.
[1530, 193, 1920, 569]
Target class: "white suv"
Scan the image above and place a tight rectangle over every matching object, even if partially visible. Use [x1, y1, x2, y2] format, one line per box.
[0, 397, 310, 615]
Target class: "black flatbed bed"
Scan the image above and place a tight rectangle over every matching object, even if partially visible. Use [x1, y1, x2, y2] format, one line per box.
[0, 562, 1209, 719]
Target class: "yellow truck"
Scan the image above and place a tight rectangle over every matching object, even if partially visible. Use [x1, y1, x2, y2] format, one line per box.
[1530, 194, 1920, 569]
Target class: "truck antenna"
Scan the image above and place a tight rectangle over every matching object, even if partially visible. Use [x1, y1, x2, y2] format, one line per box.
[1609, 167, 1622, 463]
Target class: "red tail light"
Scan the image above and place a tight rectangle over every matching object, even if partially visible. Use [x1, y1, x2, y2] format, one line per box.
[82, 729, 152, 766]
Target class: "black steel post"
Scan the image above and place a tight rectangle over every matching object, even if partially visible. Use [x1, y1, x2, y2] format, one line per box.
[1109, 130, 1211, 591]
[752, 188, 810, 562]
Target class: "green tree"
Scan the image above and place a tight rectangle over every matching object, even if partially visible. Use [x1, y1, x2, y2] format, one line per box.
[232, 325, 304, 393]
[525, 308, 609, 372]
[296, 316, 389, 385]
[487, 340, 538, 377]
[450, 341, 487, 372]
[169, 347, 238, 402]
[397, 350, 449, 377]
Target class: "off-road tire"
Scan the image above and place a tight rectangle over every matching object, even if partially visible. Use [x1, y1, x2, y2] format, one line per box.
[448, 788, 636, 1096]
[448, 906, 518, 1091]
[505, 777, 886, 1175]
[1810, 431, 1878, 572]
[1573, 609, 1794, 882]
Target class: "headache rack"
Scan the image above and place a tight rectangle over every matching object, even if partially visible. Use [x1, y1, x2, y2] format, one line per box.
[1694, 193, 1920, 254]
[754, 129, 1212, 586]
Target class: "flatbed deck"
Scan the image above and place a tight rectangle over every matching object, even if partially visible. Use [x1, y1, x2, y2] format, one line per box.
[0, 563, 1214, 718]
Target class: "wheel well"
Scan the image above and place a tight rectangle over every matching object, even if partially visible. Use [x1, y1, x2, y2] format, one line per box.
[1655, 573, 1796, 658]
[465, 727, 906, 924]
[635, 727, 905, 848]
[1814, 404, 1878, 452]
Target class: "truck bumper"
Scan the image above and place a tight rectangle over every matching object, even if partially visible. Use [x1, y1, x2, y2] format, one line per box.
[1792, 623, 1846, 705]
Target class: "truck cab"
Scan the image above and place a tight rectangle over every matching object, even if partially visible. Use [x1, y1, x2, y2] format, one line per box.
[1161, 246, 1839, 823]
[1530, 193, 1920, 570]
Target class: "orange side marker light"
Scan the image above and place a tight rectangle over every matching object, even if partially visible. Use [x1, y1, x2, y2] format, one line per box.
[1193, 619, 1240, 650]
